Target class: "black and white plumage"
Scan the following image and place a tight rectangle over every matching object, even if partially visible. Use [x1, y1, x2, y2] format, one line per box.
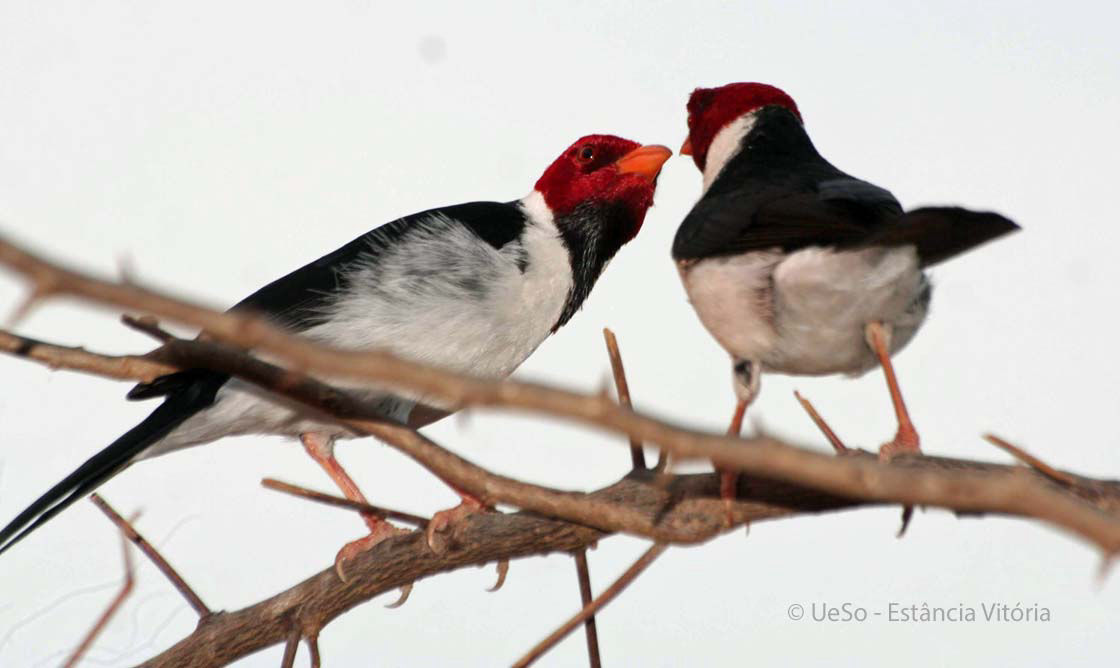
[0, 135, 671, 556]
[675, 84, 1018, 397]
[674, 83, 1018, 471]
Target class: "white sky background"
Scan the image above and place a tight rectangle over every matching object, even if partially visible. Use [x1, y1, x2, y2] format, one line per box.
[0, 1, 1117, 665]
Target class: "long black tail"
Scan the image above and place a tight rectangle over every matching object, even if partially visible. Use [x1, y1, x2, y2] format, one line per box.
[870, 206, 1021, 267]
[0, 382, 218, 555]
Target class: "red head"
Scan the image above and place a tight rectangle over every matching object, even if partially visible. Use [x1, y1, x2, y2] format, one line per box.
[535, 135, 672, 243]
[681, 83, 802, 171]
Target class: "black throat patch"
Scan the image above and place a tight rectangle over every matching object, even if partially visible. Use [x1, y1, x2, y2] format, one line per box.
[551, 200, 630, 331]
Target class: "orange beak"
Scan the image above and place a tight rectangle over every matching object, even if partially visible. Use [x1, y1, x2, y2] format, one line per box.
[679, 136, 693, 156]
[614, 144, 672, 182]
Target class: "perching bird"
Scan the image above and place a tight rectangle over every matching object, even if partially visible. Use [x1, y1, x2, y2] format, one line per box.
[673, 82, 1018, 502]
[0, 135, 672, 575]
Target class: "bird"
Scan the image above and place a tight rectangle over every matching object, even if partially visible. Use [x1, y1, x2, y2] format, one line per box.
[0, 134, 673, 576]
[672, 82, 1019, 508]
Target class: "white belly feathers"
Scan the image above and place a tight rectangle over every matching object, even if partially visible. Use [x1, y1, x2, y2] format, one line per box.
[683, 245, 930, 377]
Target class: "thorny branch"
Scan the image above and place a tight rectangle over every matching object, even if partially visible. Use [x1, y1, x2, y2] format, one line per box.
[8, 331, 1119, 666]
[140, 471, 877, 667]
[2, 234, 1120, 664]
[2, 235, 1120, 550]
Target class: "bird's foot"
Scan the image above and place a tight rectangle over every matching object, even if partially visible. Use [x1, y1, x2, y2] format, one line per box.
[334, 521, 409, 583]
[877, 420, 922, 537]
[878, 422, 922, 461]
[864, 322, 923, 462]
[426, 496, 489, 554]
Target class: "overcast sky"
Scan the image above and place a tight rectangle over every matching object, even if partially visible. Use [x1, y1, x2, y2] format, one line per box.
[1, 2, 1118, 666]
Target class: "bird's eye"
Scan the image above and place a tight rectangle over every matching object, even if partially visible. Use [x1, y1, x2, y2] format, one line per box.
[578, 146, 595, 162]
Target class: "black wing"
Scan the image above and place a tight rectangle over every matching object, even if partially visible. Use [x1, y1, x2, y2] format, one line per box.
[673, 173, 904, 260]
[128, 200, 527, 400]
[673, 104, 905, 260]
[231, 200, 527, 330]
[672, 105, 1020, 263]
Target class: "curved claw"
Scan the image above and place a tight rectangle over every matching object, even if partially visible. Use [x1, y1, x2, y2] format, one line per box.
[426, 499, 487, 554]
[333, 523, 409, 583]
[896, 505, 915, 538]
[385, 583, 413, 609]
[334, 554, 352, 584]
[486, 560, 509, 592]
[425, 513, 452, 555]
[1097, 556, 1116, 586]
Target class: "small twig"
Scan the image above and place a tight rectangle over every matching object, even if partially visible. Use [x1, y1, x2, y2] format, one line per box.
[62, 510, 137, 668]
[985, 434, 1078, 486]
[5, 282, 53, 326]
[262, 478, 430, 527]
[0, 329, 177, 383]
[89, 493, 211, 618]
[121, 313, 174, 342]
[573, 549, 602, 668]
[514, 543, 667, 668]
[603, 328, 645, 470]
[280, 625, 301, 668]
[793, 392, 910, 535]
[306, 632, 321, 668]
[793, 391, 848, 454]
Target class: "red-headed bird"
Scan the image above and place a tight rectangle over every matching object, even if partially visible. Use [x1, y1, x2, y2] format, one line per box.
[1, 135, 672, 577]
[673, 82, 1017, 506]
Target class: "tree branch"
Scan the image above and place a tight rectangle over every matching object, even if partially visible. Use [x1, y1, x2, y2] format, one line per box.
[0, 329, 176, 383]
[4, 234, 1120, 665]
[4, 329, 1120, 664]
[136, 470, 870, 667]
[2, 233, 1120, 552]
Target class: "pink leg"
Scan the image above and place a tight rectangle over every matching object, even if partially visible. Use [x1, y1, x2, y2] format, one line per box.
[301, 433, 405, 582]
[865, 322, 922, 460]
[719, 397, 749, 527]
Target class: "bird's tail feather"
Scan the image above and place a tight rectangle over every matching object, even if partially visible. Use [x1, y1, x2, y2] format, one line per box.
[870, 207, 1021, 267]
[0, 384, 218, 555]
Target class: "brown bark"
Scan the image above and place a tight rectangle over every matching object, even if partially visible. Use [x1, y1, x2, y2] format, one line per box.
[2, 233, 1120, 666]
